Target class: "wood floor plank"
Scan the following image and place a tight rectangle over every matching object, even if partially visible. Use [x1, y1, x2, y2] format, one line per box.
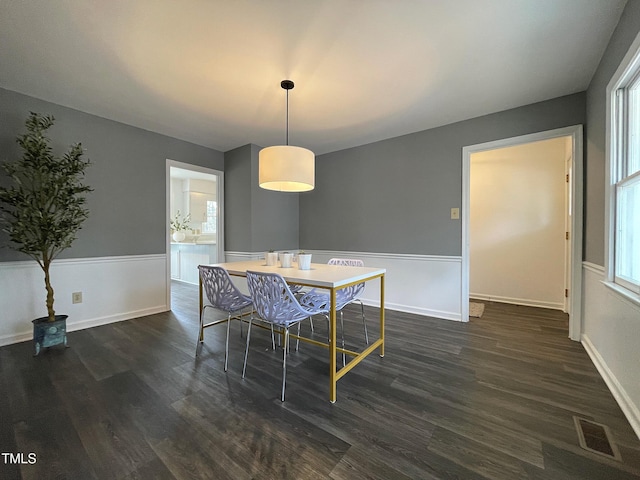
[427, 426, 530, 480]
[2, 282, 640, 479]
[12, 407, 99, 480]
[346, 370, 546, 468]
[328, 444, 417, 480]
[150, 434, 247, 480]
[118, 456, 177, 480]
[57, 377, 158, 478]
[172, 390, 339, 479]
[534, 441, 640, 480]
[0, 350, 22, 480]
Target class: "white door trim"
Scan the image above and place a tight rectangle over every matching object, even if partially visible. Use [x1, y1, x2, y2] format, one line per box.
[165, 159, 225, 310]
[461, 125, 583, 341]
[564, 148, 572, 313]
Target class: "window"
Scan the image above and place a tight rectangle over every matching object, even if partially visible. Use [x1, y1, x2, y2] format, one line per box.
[609, 45, 640, 296]
[202, 200, 217, 234]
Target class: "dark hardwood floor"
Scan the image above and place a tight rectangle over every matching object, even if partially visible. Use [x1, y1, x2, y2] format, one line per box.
[2, 280, 640, 479]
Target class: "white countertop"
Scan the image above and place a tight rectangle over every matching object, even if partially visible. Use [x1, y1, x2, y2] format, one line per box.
[171, 241, 217, 245]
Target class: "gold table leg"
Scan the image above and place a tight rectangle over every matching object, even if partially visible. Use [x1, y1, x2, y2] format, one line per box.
[198, 276, 204, 342]
[380, 273, 385, 357]
[329, 287, 337, 403]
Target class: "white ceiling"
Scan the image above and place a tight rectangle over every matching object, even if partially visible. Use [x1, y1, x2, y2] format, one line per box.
[0, 0, 626, 155]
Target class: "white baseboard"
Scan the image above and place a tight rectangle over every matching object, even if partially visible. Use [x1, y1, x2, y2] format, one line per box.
[470, 293, 564, 310]
[366, 299, 462, 321]
[0, 305, 168, 347]
[582, 262, 640, 440]
[0, 254, 168, 347]
[582, 335, 640, 440]
[66, 305, 168, 332]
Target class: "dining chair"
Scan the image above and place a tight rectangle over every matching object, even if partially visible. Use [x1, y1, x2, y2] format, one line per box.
[288, 283, 304, 295]
[197, 265, 253, 371]
[299, 258, 368, 365]
[243, 271, 328, 401]
[328, 258, 368, 343]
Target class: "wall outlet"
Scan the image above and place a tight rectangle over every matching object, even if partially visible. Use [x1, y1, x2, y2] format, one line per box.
[451, 207, 460, 220]
[72, 292, 83, 304]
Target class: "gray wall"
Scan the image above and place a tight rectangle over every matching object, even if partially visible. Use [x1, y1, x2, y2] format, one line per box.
[224, 145, 253, 251]
[585, 0, 640, 266]
[300, 93, 586, 256]
[224, 144, 299, 252]
[0, 87, 224, 262]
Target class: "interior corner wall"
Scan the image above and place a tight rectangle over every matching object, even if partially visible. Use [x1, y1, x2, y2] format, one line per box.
[224, 144, 253, 252]
[0, 87, 224, 261]
[0, 87, 224, 345]
[223, 144, 299, 255]
[585, 0, 640, 267]
[300, 93, 586, 256]
[582, 1, 640, 439]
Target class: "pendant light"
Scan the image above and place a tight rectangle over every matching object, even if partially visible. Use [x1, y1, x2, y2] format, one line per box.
[259, 80, 315, 192]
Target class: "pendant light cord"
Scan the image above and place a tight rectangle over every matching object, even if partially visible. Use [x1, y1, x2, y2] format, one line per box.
[280, 79, 294, 146]
[286, 88, 289, 146]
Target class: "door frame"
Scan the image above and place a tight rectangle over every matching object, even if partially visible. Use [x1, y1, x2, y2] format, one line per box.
[166, 159, 225, 310]
[461, 125, 583, 341]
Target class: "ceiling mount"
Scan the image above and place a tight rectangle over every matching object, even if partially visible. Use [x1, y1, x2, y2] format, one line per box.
[281, 80, 294, 90]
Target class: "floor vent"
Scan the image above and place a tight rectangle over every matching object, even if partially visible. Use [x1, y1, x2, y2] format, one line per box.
[573, 416, 621, 461]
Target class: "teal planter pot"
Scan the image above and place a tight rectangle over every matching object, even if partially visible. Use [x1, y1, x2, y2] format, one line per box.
[32, 315, 68, 356]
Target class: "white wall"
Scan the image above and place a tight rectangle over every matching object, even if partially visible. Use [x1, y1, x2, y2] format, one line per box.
[170, 178, 185, 219]
[0, 255, 167, 346]
[470, 138, 567, 309]
[582, 263, 640, 439]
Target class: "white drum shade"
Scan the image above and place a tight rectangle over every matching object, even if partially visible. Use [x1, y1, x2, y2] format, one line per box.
[259, 145, 315, 192]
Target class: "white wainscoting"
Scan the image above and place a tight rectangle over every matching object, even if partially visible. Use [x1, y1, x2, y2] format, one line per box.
[582, 261, 640, 439]
[225, 250, 463, 321]
[0, 254, 168, 347]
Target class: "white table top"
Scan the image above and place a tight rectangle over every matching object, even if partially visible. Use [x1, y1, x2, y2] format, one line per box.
[209, 259, 385, 289]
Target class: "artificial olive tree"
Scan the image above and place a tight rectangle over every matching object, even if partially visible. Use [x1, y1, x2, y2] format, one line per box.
[0, 112, 92, 321]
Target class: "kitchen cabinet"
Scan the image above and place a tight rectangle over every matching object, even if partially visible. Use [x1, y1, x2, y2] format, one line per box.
[185, 191, 211, 223]
[180, 178, 216, 227]
[170, 242, 217, 285]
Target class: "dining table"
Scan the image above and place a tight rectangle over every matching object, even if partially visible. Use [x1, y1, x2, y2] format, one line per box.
[199, 259, 386, 403]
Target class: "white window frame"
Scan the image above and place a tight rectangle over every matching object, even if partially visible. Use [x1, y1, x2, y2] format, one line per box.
[605, 31, 640, 305]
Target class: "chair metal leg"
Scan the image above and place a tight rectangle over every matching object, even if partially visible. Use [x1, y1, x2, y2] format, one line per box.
[224, 311, 232, 371]
[242, 316, 253, 379]
[340, 310, 346, 367]
[295, 322, 301, 351]
[358, 300, 369, 344]
[195, 305, 207, 356]
[282, 327, 289, 402]
[309, 316, 315, 332]
[324, 314, 330, 341]
[270, 324, 276, 350]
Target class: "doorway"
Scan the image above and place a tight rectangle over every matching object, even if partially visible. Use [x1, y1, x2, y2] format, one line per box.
[470, 137, 569, 311]
[166, 159, 224, 310]
[461, 125, 583, 341]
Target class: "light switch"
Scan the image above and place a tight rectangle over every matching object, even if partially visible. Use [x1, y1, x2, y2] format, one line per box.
[451, 208, 460, 220]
